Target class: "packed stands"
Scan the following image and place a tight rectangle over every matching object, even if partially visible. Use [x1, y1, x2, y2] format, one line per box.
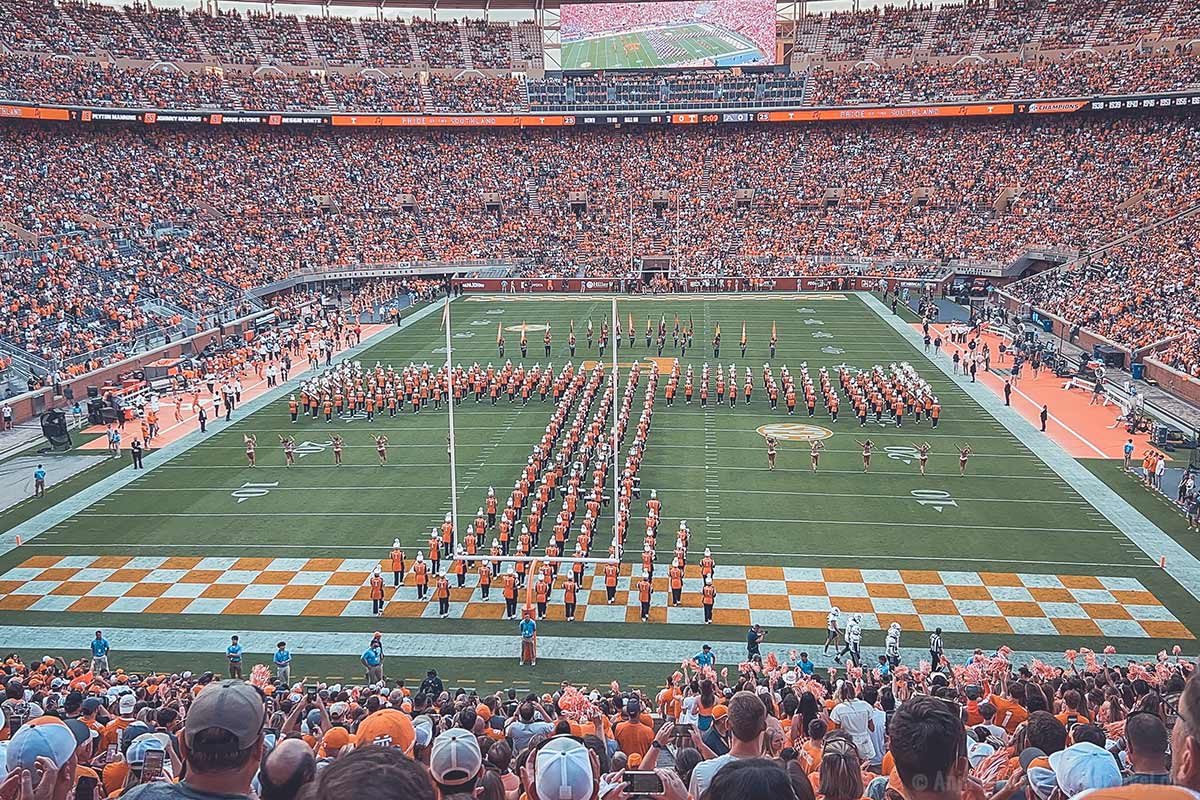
[0, 111, 1197, 372]
[1008, 211, 1200, 354]
[1, 48, 1197, 114]
[0, 3, 1198, 377]
[0, 640, 1197, 800]
[2, 47, 1198, 114]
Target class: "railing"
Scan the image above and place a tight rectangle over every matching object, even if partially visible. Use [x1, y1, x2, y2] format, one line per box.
[55, 321, 192, 371]
[0, 337, 51, 375]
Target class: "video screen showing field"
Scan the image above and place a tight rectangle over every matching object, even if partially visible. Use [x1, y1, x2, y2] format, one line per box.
[560, 0, 775, 70]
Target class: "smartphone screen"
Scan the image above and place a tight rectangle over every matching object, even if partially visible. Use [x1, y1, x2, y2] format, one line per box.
[625, 771, 663, 795]
[106, 744, 119, 762]
[74, 776, 98, 800]
[140, 750, 165, 783]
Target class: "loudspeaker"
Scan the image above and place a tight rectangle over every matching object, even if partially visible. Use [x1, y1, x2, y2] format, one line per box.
[87, 398, 106, 425]
[1093, 345, 1125, 369]
[40, 410, 72, 451]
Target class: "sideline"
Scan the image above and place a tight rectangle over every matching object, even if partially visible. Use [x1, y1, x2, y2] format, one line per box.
[0, 298, 450, 557]
[861, 292, 1200, 605]
[0, 624, 1164, 670]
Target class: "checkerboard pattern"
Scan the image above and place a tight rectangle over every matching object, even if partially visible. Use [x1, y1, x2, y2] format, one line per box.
[0, 555, 1190, 639]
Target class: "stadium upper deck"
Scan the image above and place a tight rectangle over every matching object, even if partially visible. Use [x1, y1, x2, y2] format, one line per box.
[0, 0, 1198, 115]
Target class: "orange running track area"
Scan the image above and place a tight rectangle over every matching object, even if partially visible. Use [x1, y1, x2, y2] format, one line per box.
[917, 322, 1155, 461]
[78, 324, 393, 453]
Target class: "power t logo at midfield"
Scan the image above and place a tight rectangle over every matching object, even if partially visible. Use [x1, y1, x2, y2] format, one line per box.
[755, 423, 833, 441]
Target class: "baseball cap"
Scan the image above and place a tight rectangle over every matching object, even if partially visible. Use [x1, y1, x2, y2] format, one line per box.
[1049, 742, 1121, 796]
[125, 735, 167, 767]
[5, 718, 76, 772]
[317, 727, 355, 758]
[81, 697, 103, 714]
[712, 704, 729, 721]
[535, 737, 594, 800]
[63, 719, 98, 748]
[353, 709, 416, 755]
[429, 729, 483, 787]
[966, 739, 994, 768]
[412, 716, 434, 750]
[118, 694, 136, 714]
[185, 680, 265, 750]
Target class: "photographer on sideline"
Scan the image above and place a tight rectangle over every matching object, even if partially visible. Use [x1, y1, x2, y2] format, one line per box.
[746, 624, 765, 663]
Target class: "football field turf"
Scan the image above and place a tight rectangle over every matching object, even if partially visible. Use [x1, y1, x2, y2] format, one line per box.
[562, 24, 760, 70]
[2, 292, 1198, 688]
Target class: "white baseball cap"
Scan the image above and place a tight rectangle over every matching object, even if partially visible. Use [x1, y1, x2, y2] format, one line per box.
[1048, 742, 1121, 796]
[429, 729, 482, 787]
[535, 737, 594, 800]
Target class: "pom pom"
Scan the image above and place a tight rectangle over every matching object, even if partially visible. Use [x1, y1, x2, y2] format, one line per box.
[1103, 645, 1116, 654]
[1173, 645, 1183, 656]
[249, 665, 271, 689]
[1064, 649, 1078, 665]
[788, 649, 799, 663]
[610, 680, 620, 693]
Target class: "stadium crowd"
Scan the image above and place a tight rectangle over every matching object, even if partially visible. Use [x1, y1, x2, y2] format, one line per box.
[0, 637, 1198, 800]
[2, 47, 1198, 113]
[1, 112, 1198, 368]
[1007, 212, 1200, 360]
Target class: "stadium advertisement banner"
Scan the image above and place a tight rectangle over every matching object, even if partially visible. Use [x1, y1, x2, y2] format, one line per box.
[560, 0, 776, 70]
[330, 114, 573, 127]
[0, 104, 69, 121]
[0, 90, 1196, 131]
[757, 103, 1017, 122]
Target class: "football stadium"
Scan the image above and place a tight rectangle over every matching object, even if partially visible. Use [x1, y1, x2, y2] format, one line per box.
[1, 0, 1200, 797]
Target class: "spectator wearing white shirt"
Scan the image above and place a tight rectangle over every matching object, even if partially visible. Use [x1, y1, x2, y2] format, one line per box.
[829, 682, 876, 763]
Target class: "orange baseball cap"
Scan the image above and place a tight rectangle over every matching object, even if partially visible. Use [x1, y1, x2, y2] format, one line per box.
[712, 705, 729, 720]
[353, 709, 415, 755]
[319, 727, 356, 757]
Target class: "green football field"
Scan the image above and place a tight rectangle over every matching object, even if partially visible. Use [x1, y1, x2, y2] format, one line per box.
[562, 23, 759, 70]
[2, 292, 1198, 691]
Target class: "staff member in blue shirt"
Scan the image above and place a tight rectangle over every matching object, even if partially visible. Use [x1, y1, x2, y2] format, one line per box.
[361, 645, 383, 685]
[226, 635, 244, 679]
[519, 608, 537, 667]
[90, 630, 110, 672]
[274, 641, 292, 685]
[33, 464, 46, 498]
[693, 644, 716, 668]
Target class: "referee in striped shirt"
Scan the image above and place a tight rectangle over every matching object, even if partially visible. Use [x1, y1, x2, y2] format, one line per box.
[929, 627, 944, 667]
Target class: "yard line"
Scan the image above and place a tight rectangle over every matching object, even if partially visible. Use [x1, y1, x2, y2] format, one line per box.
[11, 541, 1155, 568]
[692, 517, 1113, 534]
[115, 486, 1090, 506]
[651, 444, 1042, 458]
[71, 511, 1112, 534]
[152, 463, 1074, 481]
